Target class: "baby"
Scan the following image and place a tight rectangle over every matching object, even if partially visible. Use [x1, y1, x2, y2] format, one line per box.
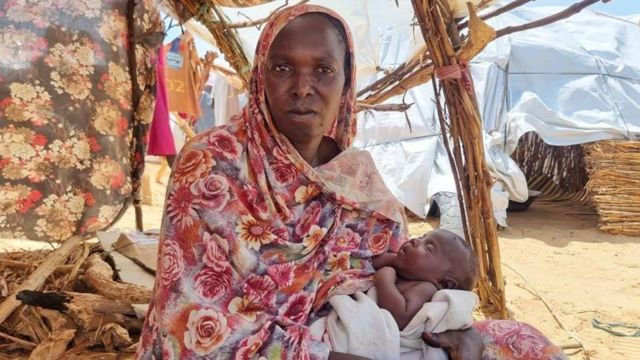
[372, 229, 478, 330]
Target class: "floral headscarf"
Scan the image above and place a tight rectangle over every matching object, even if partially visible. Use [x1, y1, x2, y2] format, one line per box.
[137, 5, 406, 359]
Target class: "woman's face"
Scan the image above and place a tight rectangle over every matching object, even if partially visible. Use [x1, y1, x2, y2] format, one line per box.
[264, 14, 347, 145]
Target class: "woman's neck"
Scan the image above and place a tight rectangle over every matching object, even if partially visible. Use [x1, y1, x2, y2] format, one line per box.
[290, 136, 340, 167]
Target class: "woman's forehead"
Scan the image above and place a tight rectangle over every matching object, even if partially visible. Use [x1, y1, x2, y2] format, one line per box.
[268, 13, 346, 57]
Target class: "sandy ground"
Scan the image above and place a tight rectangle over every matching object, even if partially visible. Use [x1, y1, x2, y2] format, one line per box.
[3, 162, 639, 359]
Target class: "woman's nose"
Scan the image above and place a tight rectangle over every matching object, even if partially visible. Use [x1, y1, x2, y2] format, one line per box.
[291, 72, 314, 98]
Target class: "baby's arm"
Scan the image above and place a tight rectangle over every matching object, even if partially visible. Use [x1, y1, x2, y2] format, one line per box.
[372, 253, 397, 270]
[375, 267, 438, 330]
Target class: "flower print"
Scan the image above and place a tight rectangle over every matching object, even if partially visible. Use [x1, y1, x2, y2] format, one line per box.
[228, 297, 259, 322]
[99, 11, 128, 51]
[65, 0, 102, 18]
[173, 149, 215, 185]
[235, 328, 269, 360]
[202, 232, 231, 271]
[2, 82, 52, 125]
[5, 1, 50, 28]
[33, 192, 85, 241]
[0, 185, 40, 216]
[190, 174, 230, 211]
[269, 159, 297, 186]
[183, 308, 229, 356]
[284, 324, 312, 352]
[279, 292, 313, 324]
[94, 205, 120, 230]
[228, 275, 276, 320]
[332, 228, 361, 252]
[236, 215, 276, 251]
[194, 267, 231, 300]
[267, 263, 294, 287]
[327, 251, 351, 272]
[93, 100, 126, 136]
[301, 225, 328, 255]
[44, 41, 95, 100]
[368, 228, 391, 255]
[160, 240, 184, 286]
[269, 225, 289, 243]
[207, 128, 242, 160]
[486, 321, 547, 359]
[100, 62, 131, 109]
[0, 26, 48, 70]
[90, 157, 125, 190]
[166, 184, 198, 230]
[295, 200, 322, 237]
[241, 185, 269, 216]
[294, 184, 321, 203]
[243, 274, 277, 311]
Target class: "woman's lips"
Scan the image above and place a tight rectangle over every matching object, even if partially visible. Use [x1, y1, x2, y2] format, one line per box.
[288, 110, 317, 120]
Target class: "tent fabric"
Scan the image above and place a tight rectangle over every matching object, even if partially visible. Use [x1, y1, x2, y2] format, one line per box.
[209, 2, 639, 221]
[0, 0, 163, 241]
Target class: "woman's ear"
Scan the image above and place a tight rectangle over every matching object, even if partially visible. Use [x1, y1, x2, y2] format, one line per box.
[439, 278, 458, 290]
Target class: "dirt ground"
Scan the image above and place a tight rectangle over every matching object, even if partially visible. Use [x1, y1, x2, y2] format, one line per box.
[3, 161, 639, 359]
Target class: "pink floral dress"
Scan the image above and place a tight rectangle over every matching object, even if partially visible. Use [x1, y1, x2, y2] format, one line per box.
[137, 4, 567, 360]
[137, 5, 406, 359]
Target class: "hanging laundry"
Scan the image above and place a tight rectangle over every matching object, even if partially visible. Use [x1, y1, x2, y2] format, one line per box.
[148, 46, 177, 157]
[164, 32, 202, 117]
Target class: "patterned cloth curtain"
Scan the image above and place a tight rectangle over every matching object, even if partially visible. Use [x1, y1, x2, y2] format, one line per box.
[0, 0, 163, 241]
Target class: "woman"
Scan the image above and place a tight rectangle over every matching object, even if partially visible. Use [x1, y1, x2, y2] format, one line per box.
[137, 5, 566, 360]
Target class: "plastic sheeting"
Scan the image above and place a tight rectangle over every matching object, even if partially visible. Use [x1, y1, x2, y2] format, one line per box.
[214, 2, 640, 222]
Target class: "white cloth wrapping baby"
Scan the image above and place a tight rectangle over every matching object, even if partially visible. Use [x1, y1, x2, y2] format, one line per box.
[309, 288, 478, 360]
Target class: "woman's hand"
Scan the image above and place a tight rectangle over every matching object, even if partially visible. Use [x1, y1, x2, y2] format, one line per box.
[328, 351, 372, 360]
[422, 327, 484, 360]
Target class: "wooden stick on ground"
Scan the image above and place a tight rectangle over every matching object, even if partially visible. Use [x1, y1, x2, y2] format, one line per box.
[0, 236, 83, 324]
[27, 329, 76, 360]
[83, 254, 151, 304]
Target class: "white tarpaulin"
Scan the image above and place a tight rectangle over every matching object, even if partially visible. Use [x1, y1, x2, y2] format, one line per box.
[212, 2, 640, 222]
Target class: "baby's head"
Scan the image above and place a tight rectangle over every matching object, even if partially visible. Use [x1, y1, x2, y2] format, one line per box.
[394, 229, 478, 291]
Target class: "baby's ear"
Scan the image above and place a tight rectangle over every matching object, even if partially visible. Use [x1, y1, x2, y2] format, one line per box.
[439, 278, 458, 290]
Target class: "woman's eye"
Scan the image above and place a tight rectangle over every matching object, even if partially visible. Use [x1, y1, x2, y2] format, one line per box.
[273, 64, 290, 72]
[318, 65, 334, 74]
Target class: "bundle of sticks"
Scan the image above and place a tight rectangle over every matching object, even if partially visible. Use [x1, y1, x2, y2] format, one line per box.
[584, 140, 640, 236]
[0, 237, 151, 359]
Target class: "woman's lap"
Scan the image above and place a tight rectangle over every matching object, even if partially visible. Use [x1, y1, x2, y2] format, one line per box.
[473, 320, 568, 360]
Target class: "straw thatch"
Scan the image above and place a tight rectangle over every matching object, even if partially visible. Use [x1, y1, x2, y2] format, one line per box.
[584, 140, 640, 236]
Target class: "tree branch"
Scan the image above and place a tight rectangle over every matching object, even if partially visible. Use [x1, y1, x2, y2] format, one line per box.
[495, 0, 601, 38]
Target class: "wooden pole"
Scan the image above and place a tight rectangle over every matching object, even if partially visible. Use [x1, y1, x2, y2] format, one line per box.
[0, 236, 83, 324]
[412, 0, 507, 317]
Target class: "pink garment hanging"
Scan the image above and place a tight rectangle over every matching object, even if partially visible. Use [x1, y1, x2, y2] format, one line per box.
[147, 46, 176, 156]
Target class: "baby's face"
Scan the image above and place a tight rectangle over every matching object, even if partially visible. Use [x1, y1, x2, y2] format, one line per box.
[395, 231, 468, 287]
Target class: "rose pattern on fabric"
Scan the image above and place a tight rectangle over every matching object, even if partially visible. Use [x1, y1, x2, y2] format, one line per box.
[194, 267, 231, 300]
[0, 0, 163, 241]
[207, 128, 243, 160]
[191, 174, 231, 211]
[202, 232, 231, 271]
[136, 5, 407, 359]
[160, 240, 184, 286]
[183, 308, 229, 355]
